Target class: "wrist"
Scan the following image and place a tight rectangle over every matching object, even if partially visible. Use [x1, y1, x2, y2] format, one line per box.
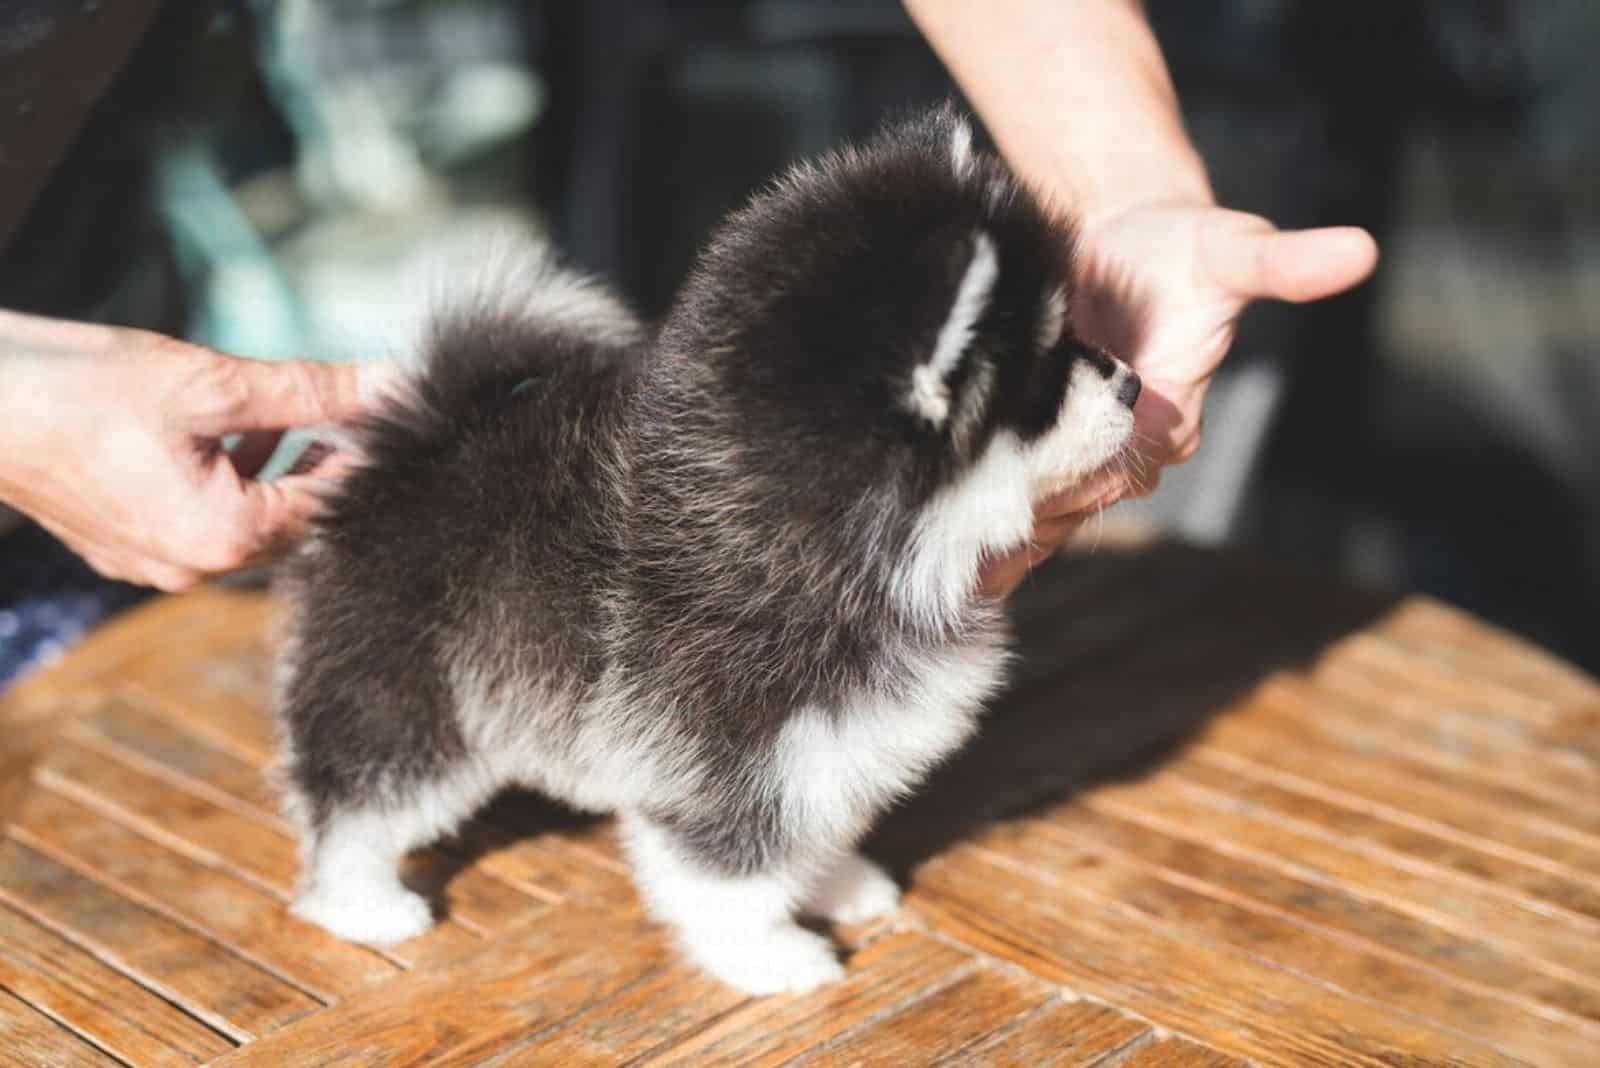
[1053, 144, 1215, 233]
[906, 0, 1214, 225]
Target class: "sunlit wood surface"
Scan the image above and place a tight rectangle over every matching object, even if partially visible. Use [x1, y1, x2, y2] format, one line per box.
[2, 542, 1597, 1066]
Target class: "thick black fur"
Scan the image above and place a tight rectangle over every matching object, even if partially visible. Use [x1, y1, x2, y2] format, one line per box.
[275, 104, 1105, 877]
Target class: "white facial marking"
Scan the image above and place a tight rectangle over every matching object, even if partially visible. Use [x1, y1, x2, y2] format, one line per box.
[909, 232, 999, 426]
[896, 355, 1136, 625]
[950, 119, 974, 176]
[1026, 360, 1137, 500]
[896, 431, 1036, 624]
[1038, 287, 1066, 350]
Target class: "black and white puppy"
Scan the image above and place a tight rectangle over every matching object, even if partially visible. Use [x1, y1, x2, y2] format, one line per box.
[273, 106, 1140, 995]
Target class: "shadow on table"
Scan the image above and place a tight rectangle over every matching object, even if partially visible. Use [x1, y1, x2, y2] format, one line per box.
[430, 540, 1398, 898]
[865, 539, 1398, 879]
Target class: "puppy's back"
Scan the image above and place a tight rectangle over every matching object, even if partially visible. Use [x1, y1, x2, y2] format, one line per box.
[275, 253, 646, 828]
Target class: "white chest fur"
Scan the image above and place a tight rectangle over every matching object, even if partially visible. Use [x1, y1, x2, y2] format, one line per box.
[772, 637, 1008, 848]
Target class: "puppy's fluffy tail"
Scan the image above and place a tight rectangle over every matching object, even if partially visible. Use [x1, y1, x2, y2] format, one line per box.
[359, 216, 646, 450]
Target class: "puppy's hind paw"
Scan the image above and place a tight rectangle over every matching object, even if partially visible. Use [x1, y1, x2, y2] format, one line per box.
[686, 925, 845, 996]
[802, 853, 901, 926]
[292, 885, 435, 946]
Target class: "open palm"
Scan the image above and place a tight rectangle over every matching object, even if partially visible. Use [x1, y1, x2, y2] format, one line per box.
[981, 201, 1379, 596]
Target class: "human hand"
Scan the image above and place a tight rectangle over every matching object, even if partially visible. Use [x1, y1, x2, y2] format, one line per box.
[979, 201, 1379, 597]
[0, 312, 379, 591]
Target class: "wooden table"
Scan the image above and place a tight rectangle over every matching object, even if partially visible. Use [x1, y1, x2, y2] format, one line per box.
[1, 541, 1597, 1066]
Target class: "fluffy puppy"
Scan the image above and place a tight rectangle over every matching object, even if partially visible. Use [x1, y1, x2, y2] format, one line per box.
[273, 105, 1140, 994]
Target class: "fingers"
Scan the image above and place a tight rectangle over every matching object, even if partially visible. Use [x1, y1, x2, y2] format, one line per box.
[1203, 215, 1379, 304]
[189, 356, 369, 435]
[234, 464, 351, 555]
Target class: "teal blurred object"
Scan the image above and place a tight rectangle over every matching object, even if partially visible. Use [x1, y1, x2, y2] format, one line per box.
[150, 0, 545, 480]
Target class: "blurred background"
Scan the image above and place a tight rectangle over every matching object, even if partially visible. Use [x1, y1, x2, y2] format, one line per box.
[0, 0, 1596, 684]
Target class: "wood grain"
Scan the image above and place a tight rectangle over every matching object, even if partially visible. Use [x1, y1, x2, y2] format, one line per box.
[474, 960, 747, 1066]
[1194, 709, 1600, 863]
[36, 738, 300, 895]
[1252, 675, 1599, 810]
[10, 786, 399, 999]
[638, 930, 974, 1067]
[978, 817, 1598, 1066]
[70, 695, 284, 819]
[209, 911, 669, 1067]
[4, 559, 1599, 1065]
[0, 839, 318, 1041]
[1088, 773, 1600, 982]
[1039, 800, 1600, 1024]
[909, 846, 1530, 1068]
[1169, 752, 1600, 919]
[0, 986, 126, 1068]
[1116, 1037, 1249, 1068]
[0, 900, 231, 1066]
[781, 965, 1053, 1067]
[952, 998, 1151, 1068]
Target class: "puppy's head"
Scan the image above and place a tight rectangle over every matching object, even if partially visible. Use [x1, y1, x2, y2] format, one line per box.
[657, 105, 1139, 620]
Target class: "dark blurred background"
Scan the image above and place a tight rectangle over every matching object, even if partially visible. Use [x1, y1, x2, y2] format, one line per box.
[1, 0, 1596, 683]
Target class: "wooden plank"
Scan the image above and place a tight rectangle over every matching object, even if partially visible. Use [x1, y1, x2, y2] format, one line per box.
[0, 838, 318, 1040]
[398, 845, 557, 935]
[0, 900, 230, 1066]
[639, 930, 974, 1067]
[36, 739, 298, 895]
[0, 986, 124, 1068]
[1315, 632, 1565, 731]
[909, 846, 1531, 1068]
[1196, 708, 1600, 864]
[1170, 753, 1600, 922]
[122, 681, 278, 766]
[1087, 776, 1600, 983]
[111, 596, 281, 764]
[954, 999, 1150, 1068]
[783, 965, 1052, 1067]
[474, 961, 747, 1066]
[979, 819, 1599, 1066]
[1257, 676, 1599, 811]
[208, 911, 670, 1067]
[41, 718, 524, 965]
[1117, 1037, 1248, 1068]
[458, 825, 636, 908]
[378, 908, 489, 971]
[1040, 800, 1600, 1025]
[1373, 598, 1600, 710]
[0, 689, 84, 829]
[70, 695, 284, 820]
[10, 787, 399, 999]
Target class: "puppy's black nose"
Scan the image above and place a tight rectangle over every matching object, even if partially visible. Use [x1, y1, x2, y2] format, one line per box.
[1116, 371, 1142, 409]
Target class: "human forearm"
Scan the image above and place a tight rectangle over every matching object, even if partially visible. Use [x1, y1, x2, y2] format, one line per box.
[904, 0, 1212, 222]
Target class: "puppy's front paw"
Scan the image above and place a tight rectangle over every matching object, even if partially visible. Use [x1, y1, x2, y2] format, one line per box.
[686, 924, 845, 996]
[802, 853, 901, 925]
[292, 885, 435, 945]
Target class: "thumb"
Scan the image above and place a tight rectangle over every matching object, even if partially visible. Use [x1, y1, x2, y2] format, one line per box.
[196, 357, 369, 434]
[1203, 216, 1379, 304]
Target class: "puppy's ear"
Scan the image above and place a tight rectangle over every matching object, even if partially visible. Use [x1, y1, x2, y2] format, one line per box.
[907, 231, 998, 428]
